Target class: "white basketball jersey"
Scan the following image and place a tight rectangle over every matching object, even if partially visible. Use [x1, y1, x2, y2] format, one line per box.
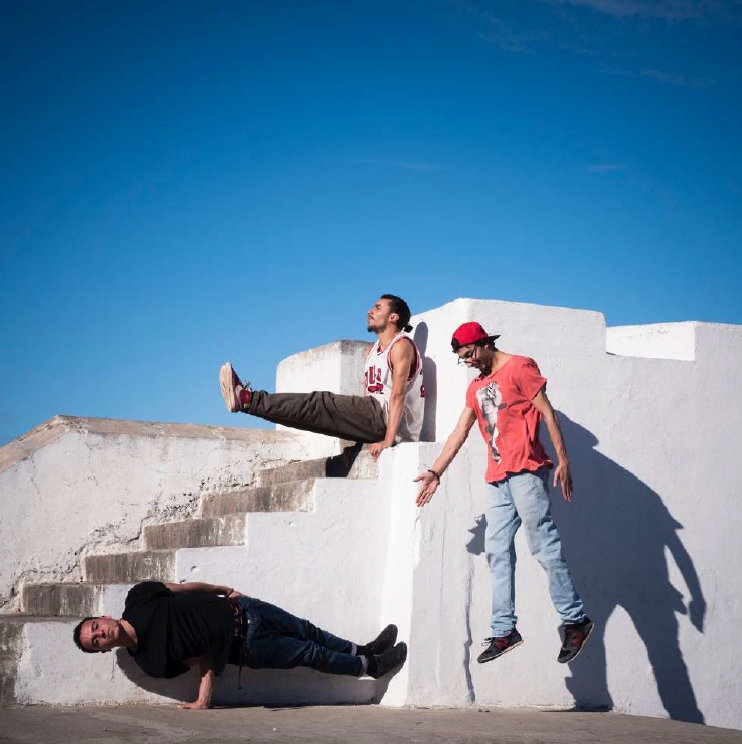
[363, 332, 425, 442]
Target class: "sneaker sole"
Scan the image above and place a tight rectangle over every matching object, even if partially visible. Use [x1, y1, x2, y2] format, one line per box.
[220, 362, 240, 413]
[477, 638, 523, 664]
[560, 621, 595, 664]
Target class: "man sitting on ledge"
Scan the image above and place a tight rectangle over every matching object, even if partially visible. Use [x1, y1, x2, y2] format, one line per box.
[72, 581, 407, 710]
[219, 294, 425, 461]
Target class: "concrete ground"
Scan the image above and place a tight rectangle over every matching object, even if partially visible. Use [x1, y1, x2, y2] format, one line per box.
[1, 705, 740, 744]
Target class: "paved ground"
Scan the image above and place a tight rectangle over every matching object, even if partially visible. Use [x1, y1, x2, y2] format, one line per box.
[1, 705, 741, 744]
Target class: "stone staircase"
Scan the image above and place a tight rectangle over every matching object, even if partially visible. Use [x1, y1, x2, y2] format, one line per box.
[0, 447, 378, 705]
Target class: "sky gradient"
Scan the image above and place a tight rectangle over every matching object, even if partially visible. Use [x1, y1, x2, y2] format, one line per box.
[2, 0, 741, 446]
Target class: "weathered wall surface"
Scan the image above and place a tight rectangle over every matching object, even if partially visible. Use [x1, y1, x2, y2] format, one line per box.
[385, 299, 741, 729]
[3, 298, 740, 730]
[13, 475, 390, 707]
[0, 417, 313, 611]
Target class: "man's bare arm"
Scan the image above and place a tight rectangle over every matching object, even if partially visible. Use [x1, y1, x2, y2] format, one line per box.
[414, 407, 477, 507]
[370, 340, 416, 461]
[530, 389, 573, 502]
[164, 582, 241, 597]
[179, 656, 215, 710]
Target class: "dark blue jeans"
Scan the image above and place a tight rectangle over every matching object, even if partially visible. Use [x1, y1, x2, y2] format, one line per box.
[231, 597, 363, 677]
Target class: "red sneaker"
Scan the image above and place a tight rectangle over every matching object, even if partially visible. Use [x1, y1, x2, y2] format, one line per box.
[220, 362, 252, 412]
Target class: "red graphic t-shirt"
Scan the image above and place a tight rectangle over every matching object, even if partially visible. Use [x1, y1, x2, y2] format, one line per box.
[465, 355, 553, 483]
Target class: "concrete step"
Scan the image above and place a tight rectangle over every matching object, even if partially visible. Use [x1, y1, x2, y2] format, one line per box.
[143, 514, 246, 550]
[0, 618, 24, 705]
[0, 656, 17, 704]
[201, 479, 317, 518]
[84, 551, 175, 585]
[20, 583, 132, 617]
[21, 582, 100, 617]
[257, 447, 377, 486]
[0, 618, 24, 658]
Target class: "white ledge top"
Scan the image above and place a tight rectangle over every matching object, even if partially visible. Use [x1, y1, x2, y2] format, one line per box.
[0, 415, 300, 473]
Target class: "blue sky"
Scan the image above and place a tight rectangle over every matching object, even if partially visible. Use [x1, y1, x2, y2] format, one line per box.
[2, 0, 741, 446]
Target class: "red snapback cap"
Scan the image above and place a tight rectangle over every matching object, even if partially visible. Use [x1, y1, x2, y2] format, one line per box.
[451, 322, 500, 350]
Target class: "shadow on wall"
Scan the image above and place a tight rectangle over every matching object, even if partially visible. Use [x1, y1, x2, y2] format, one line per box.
[465, 413, 706, 724]
[116, 649, 386, 706]
[413, 322, 437, 442]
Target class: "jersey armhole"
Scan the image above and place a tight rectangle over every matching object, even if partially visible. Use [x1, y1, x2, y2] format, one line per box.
[387, 336, 418, 380]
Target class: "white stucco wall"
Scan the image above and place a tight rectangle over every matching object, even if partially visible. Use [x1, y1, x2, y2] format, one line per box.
[382, 300, 741, 729]
[274, 340, 369, 457]
[13, 475, 390, 707]
[261, 299, 741, 728]
[3, 298, 741, 730]
[0, 417, 313, 612]
[606, 322, 697, 360]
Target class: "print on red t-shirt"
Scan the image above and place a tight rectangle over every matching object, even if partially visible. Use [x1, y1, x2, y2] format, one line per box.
[465, 355, 553, 483]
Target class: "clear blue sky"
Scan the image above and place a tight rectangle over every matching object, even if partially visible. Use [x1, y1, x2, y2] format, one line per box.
[2, 0, 741, 446]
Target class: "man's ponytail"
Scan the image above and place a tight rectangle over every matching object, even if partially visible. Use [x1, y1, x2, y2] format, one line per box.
[381, 294, 413, 333]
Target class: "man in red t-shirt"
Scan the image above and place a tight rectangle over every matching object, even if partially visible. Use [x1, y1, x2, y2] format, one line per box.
[415, 322, 593, 665]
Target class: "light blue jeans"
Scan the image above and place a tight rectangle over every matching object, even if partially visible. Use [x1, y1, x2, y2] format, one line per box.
[485, 467, 585, 636]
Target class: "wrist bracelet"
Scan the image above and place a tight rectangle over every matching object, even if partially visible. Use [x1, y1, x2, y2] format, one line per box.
[427, 468, 441, 482]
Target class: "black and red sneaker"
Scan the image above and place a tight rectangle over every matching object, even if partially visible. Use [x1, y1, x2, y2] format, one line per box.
[477, 628, 523, 663]
[220, 362, 253, 413]
[558, 617, 594, 664]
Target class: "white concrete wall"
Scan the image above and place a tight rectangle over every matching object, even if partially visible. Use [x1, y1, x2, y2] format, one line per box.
[0, 417, 312, 612]
[606, 322, 696, 360]
[377, 300, 741, 730]
[4, 299, 741, 730]
[14, 618, 380, 706]
[274, 340, 370, 457]
[276, 340, 368, 399]
[14, 476, 390, 706]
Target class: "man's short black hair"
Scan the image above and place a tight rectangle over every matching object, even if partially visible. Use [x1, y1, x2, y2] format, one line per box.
[73, 616, 99, 653]
[380, 294, 413, 332]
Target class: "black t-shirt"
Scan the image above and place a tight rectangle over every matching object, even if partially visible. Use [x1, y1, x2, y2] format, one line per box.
[122, 582, 234, 679]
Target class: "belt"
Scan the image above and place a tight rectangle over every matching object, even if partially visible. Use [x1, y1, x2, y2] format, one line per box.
[229, 598, 251, 688]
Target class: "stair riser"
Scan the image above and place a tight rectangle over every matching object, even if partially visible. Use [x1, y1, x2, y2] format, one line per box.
[0, 623, 23, 658]
[144, 515, 246, 550]
[0, 622, 24, 705]
[201, 481, 314, 518]
[258, 451, 377, 485]
[21, 583, 99, 618]
[84, 552, 175, 585]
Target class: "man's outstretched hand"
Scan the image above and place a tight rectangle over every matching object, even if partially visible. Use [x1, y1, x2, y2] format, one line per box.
[553, 461, 573, 502]
[414, 470, 439, 507]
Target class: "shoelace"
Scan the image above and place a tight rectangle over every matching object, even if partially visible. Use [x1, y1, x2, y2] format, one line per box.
[482, 637, 509, 646]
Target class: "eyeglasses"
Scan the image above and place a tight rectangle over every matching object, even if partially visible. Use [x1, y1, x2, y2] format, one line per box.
[457, 346, 478, 366]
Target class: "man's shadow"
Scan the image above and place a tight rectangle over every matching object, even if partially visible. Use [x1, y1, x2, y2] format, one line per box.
[465, 413, 705, 724]
[413, 322, 437, 442]
[116, 649, 389, 706]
